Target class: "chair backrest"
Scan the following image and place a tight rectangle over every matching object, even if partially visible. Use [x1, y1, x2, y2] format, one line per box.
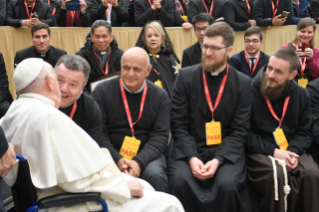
[11, 157, 37, 212]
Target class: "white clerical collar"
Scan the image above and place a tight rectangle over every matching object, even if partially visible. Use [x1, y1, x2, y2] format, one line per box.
[122, 80, 145, 94]
[211, 64, 226, 76]
[19, 93, 55, 107]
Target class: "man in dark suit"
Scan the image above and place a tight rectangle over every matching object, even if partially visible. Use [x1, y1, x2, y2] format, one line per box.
[229, 27, 269, 78]
[6, 0, 54, 27]
[14, 22, 67, 68]
[182, 13, 213, 68]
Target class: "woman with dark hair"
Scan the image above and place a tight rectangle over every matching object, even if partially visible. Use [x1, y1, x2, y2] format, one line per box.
[280, 17, 319, 84]
[136, 21, 179, 97]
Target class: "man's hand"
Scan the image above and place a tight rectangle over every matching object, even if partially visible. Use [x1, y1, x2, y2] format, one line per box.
[31, 14, 40, 25]
[274, 148, 299, 170]
[286, 151, 299, 171]
[272, 15, 286, 26]
[21, 20, 33, 28]
[189, 157, 204, 179]
[80, 0, 87, 14]
[117, 158, 131, 174]
[109, 0, 118, 7]
[248, 19, 256, 27]
[128, 160, 141, 178]
[193, 159, 220, 180]
[0, 144, 16, 177]
[152, 0, 161, 9]
[126, 179, 144, 198]
[182, 22, 193, 31]
[61, 0, 71, 10]
[102, 0, 110, 7]
[215, 17, 224, 21]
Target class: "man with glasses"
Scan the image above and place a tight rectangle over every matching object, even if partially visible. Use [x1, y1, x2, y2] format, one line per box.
[182, 13, 213, 68]
[229, 27, 269, 78]
[168, 22, 252, 212]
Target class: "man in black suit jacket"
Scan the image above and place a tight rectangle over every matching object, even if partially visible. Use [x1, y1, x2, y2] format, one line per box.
[14, 23, 67, 68]
[6, 0, 54, 27]
[188, 0, 224, 25]
[182, 13, 213, 68]
[229, 27, 269, 78]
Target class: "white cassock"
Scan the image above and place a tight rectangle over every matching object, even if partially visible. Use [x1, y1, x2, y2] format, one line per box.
[1, 93, 184, 212]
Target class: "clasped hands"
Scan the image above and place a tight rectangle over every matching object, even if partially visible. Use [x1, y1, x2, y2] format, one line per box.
[189, 157, 220, 181]
[103, 0, 118, 7]
[273, 148, 299, 172]
[296, 48, 314, 61]
[21, 14, 40, 28]
[117, 157, 141, 178]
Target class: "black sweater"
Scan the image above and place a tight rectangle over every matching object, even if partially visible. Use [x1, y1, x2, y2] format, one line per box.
[247, 68, 312, 155]
[92, 77, 170, 172]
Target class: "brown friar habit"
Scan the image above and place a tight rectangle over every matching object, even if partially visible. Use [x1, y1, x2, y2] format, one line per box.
[168, 63, 252, 212]
[246, 67, 319, 212]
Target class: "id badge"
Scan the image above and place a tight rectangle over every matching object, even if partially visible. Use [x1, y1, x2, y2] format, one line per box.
[119, 136, 141, 160]
[206, 121, 222, 145]
[273, 128, 289, 150]
[298, 78, 308, 88]
[154, 80, 163, 88]
[181, 15, 188, 22]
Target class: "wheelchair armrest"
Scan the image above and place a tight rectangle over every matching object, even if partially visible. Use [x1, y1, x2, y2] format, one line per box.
[37, 192, 102, 209]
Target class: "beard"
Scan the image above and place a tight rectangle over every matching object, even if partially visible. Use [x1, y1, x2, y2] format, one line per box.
[201, 53, 228, 73]
[261, 72, 290, 101]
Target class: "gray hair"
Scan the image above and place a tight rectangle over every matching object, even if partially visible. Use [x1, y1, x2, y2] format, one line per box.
[55, 55, 90, 84]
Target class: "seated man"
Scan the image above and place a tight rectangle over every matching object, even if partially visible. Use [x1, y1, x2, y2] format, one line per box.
[92, 47, 170, 192]
[14, 23, 67, 68]
[182, 13, 213, 68]
[91, 0, 129, 26]
[292, 0, 310, 24]
[187, 0, 224, 25]
[56, 0, 92, 27]
[76, 20, 123, 92]
[168, 22, 252, 212]
[1, 58, 184, 212]
[41, 0, 62, 26]
[6, 0, 54, 27]
[246, 48, 319, 212]
[253, 0, 293, 27]
[229, 27, 269, 78]
[56, 54, 103, 146]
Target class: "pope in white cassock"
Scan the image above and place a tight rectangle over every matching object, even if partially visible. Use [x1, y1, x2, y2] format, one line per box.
[1, 58, 184, 212]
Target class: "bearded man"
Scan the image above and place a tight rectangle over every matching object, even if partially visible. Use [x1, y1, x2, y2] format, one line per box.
[167, 22, 252, 212]
[246, 48, 319, 212]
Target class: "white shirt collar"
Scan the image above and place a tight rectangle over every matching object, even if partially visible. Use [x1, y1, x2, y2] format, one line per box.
[122, 80, 145, 94]
[19, 93, 55, 107]
[211, 64, 226, 76]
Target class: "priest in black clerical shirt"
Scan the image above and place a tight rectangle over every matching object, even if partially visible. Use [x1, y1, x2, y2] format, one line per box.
[55, 55, 104, 146]
[14, 23, 66, 68]
[168, 22, 252, 212]
[92, 47, 170, 192]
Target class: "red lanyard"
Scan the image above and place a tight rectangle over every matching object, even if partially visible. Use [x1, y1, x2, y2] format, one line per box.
[148, 0, 156, 14]
[153, 69, 160, 78]
[24, 2, 36, 19]
[105, 6, 111, 16]
[120, 78, 148, 135]
[93, 46, 112, 75]
[244, 51, 260, 76]
[179, 1, 185, 14]
[69, 102, 77, 119]
[295, 43, 307, 76]
[69, 11, 76, 24]
[264, 95, 290, 127]
[201, 0, 214, 15]
[271, 0, 279, 18]
[245, 0, 250, 13]
[202, 64, 229, 118]
[48, 0, 56, 15]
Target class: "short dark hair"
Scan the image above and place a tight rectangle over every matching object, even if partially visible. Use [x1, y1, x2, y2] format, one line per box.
[272, 48, 299, 73]
[244, 27, 263, 41]
[31, 23, 51, 37]
[91, 20, 112, 35]
[55, 55, 91, 84]
[204, 22, 234, 47]
[192, 13, 214, 25]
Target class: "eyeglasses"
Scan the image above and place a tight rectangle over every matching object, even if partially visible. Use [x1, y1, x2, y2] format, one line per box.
[200, 44, 229, 52]
[244, 39, 260, 44]
[194, 27, 208, 34]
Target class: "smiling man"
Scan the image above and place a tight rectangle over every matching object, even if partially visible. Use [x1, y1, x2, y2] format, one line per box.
[56, 54, 104, 146]
[246, 48, 319, 212]
[92, 47, 170, 192]
[14, 23, 67, 68]
[229, 27, 269, 78]
[76, 20, 123, 92]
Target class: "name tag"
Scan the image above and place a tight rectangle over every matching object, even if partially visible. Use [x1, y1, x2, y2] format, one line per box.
[206, 121, 222, 145]
[298, 78, 308, 88]
[154, 80, 163, 88]
[273, 128, 288, 150]
[119, 136, 141, 160]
